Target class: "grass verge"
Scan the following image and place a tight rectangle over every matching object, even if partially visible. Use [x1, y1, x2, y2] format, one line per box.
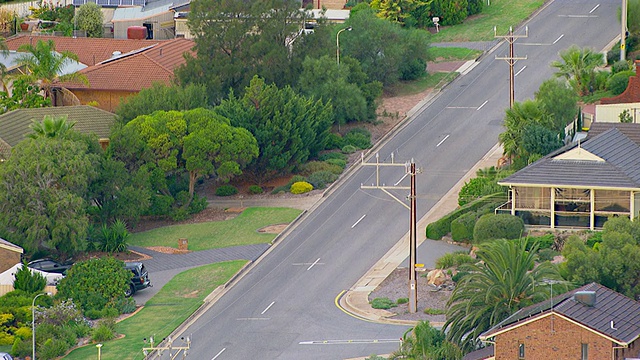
[431, 0, 545, 42]
[387, 72, 459, 97]
[63, 260, 247, 360]
[128, 207, 301, 251]
[428, 47, 483, 62]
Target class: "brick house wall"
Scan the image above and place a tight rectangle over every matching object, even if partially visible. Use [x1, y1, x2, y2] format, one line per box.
[495, 313, 614, 360]
[0, 248, 21, 273]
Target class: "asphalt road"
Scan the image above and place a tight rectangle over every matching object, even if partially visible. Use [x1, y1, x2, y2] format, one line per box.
[162, 1, 621, 359]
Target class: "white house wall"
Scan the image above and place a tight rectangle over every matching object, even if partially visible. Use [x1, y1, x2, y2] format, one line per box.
[595, 102, 640, 123]
[112, 11, 174, 39]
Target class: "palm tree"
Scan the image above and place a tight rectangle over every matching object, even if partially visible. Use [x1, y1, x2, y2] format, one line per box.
[15, 39, 88, 100]
[498, 100, 550, 161]
[28, 115, 76, 139]
[444, 238, 565, 352]
[551, 45, 605, 96]
[390, 321, 463, 360]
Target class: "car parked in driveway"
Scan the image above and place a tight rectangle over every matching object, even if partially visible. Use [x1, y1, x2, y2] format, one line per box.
[124, 262, 151, 296]
[27, 258, 72, 274]
[0, 352, 13, 360]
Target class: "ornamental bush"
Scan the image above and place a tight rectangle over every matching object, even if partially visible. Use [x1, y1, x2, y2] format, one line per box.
[325, 158, 347, 169]
[248, 185, 263, 194]
[13, 263, 46, 293]
[606, 70, 635, 95]
[343, 128, 372, 149]
[342, 145, 357, 154]
[307, 171, 338, 189]
[450, 211, 477, 243]
[215, 184, 238, 196]
[318, 152, 347, 161]
[290, 181, 313, 194]
[473, 214, 524, 243]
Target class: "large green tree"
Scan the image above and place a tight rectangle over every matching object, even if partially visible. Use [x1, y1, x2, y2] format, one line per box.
[534, 78, 578, 134]
[561, 217, 640, 299]
[115, 83, 209, 124]
[0, 127, 98, 256]
[498, 100, 551, 165]
[551, 45, 605, 96]
[298, 55, 382, 127]
[215, 76, 333, 182]
[112, 108, 258, 204]
[178, 0, 305, 104]
[74, 2, 104, 38]
[15, 39, 88, 100]
[444, 238, 564, 351]
[341, 6, 431, 85]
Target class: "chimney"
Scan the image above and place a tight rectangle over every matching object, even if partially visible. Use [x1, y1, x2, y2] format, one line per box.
[574, 291, 596, 307]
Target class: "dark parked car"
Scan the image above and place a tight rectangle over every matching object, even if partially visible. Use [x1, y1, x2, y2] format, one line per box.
[27, 259, 72, 274]
[124, 262, 151, 296]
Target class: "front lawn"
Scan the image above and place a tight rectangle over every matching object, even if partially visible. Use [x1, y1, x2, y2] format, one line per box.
[431, 0, 545, 42]
[428, 47, 483, 62]
[128, 207, 301, 251]
[63, 260, 247, 360]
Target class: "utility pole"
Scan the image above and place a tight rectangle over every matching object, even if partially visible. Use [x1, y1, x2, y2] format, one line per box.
[495, 26, 528, 108]
[622, 0, 628, 61]
[361, 153, 420, 313]
[142, 335, 191, 359]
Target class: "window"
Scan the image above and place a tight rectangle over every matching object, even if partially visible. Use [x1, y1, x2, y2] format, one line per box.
[519, 343, 525, 358]
[581, 343, 588, 360]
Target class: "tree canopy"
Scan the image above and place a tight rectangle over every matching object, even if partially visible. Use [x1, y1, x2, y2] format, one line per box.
[215, 76, 333, 182]
[551, 45, 605, 96]
[74, 2, 103, 38]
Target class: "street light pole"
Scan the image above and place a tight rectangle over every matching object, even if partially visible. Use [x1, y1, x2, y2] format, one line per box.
[336, 26, 352, 66]
[32, 292, 51, 360]
[96, 343, 103, 360]
[622, 0, 628, 61]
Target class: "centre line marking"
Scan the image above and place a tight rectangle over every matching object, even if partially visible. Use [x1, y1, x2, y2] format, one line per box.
[553, 34, 564, 44]
[212, 348, 226, 360]
[476, 100, 488, 111]
[351, 214, 366, 228]
[436, 134, 450, 147]
[589, 4, 600, 13]
[307, 258, 320, 271]
[515, 66, 526, 77]
[261, 301, 275, 314]
[394, 172, 409, 185]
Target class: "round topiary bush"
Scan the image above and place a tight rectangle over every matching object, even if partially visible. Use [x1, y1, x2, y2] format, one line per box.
[342, 144, 357, 154]
[450, 211, 477, 243]
[248, 185, 263, 194]
[290, 181, 313, 194]
[473, 213, 525, 243]
[215, 184, 238, 196]
[307, 171, 338, 189]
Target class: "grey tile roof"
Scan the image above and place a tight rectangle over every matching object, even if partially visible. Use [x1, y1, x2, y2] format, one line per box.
[0, 105, 116, 158]
[588, 122, 640, 145]
[480, 283, 640, 345]
[500, 127, 640, 189]
[462, 345, 494, 360]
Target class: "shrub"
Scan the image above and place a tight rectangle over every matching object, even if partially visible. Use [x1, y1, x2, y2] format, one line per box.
[458, 177, 506, 206]
[473, 214, 525, 243]
[342, 144, 357, 154]
[370, 297, 395, 309]
[606, 70, 635, 95]
[400, 58, 426, 80]
[451, 271, 469, 283]
[271, 185, 289, 194]
[538, 248, 559, 262]
[91, 320, 115, 342]
[13, 263, 46, 293]
[343, 128, 372, 149]
[188, 194, 208, 214]
[396, 297, 409, 304]
[215, 184, 238, 196]
[287, 175, 307, 186]
[423, 308, 446, 315]
[39, 338, 68, 360]
[11, 338, 31, 359]
[0, 332, 14, 346]
[318, 152, 347, 161]
[248, 185, 263, 194]
[436, 253, 456, 269]
[98, 219, 129, 253]
[300, 161, 343, 176]
[325, 132, 344, 150]
[325, 158, 347, 169]
[147, 195, 174, 216]
[467, 0, 483, 15]
[586, 231, 602, 248]
[115, 297, 137, 314]
[528, 233, 555, 250]
[452, 252, 475, 266]
[307, 171, 338, 189]
[290, 181, 313, 194]
[450, 211, 477, 242]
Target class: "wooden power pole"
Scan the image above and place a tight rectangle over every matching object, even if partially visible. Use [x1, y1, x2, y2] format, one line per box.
[495, 26, 528, 108]
[361, 153, 419, 313]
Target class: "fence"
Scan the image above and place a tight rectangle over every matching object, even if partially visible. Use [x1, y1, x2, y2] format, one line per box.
[0, 0, 74, 18]
[0, 284, 58, 296]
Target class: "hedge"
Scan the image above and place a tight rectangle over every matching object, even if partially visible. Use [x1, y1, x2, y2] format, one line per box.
[451, 211, 477, 243]
[425, 193, 506, 240]
[473, 213, 524, 243]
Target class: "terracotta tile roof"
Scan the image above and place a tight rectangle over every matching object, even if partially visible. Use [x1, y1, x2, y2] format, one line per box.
[5, 34, 161, 66]
[57, 38, 195, 92]
[0, 105, 116, 159]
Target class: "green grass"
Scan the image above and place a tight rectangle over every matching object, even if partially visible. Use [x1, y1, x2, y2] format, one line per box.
[128, 207, 301, 251]
[428, 47, 483, 62]
[431, 0, 545, 42]
[63, 260, 247, 360]
[0, 345, 10, 353]
[386, 72, 459, 97]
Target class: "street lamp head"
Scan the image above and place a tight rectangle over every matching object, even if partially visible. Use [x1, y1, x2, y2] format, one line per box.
[346, 26, 352, 31]
[96, 344, 103, 348]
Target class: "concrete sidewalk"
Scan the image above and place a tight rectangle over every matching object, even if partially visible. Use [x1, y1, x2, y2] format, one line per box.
[340, 143, 504, 326]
